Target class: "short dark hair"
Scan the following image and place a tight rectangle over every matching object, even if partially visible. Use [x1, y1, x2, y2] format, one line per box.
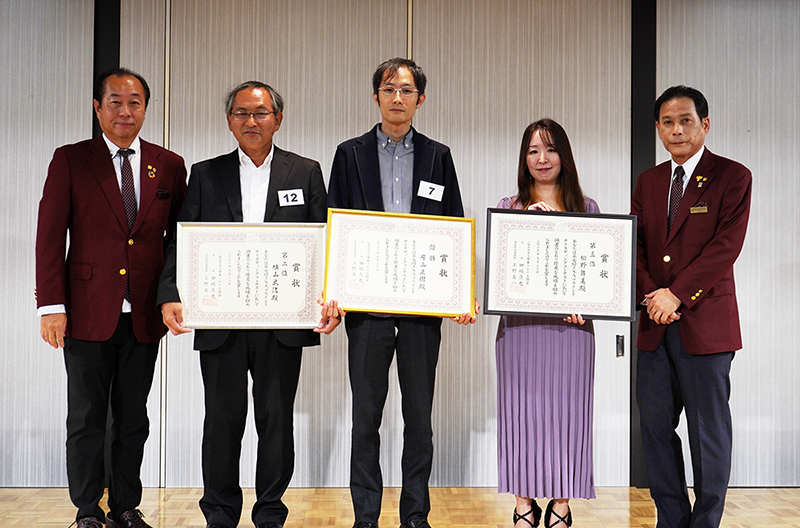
[514, 118, 586, 213]
[224, 81, 284, 115]
[654, 85, 708, 121]
[372, 57, 427, 96]
[93, 68, 151, 108]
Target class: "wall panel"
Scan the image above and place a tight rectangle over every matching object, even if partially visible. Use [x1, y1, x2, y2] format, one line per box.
[0, 0, 93, 486]
[11, 0, 796, 492]
[162, 0, 633, 490]
[120, 0, 169, 487]
[413, 0, 632, 486]
[164, 0, 407, 487]
[121, 0, 168, 146]
[656, 0, 800, 486]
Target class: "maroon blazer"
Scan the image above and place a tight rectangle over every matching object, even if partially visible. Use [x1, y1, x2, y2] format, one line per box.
[631, 148, 751, 355]
[36, 135, 187, 343]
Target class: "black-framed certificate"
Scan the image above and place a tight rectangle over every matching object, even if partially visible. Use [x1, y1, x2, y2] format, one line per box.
[176, 222, 326, 329]
[324, 208, 475, 317]
[483, 208, 636, 321]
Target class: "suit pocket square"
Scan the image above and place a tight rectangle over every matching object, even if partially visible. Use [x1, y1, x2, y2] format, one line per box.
[156, 189, 171, 199]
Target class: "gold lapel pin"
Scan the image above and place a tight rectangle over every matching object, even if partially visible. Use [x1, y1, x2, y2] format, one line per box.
[695, 175, 707, 188]
[147, 165, 157, 178]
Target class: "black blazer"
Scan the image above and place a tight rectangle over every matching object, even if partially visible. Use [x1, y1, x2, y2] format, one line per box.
[328, 124, 464, 217]
[157, 147, 328, 350]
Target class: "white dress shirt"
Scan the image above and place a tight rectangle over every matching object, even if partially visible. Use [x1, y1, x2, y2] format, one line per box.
[238, 145, 274, 223]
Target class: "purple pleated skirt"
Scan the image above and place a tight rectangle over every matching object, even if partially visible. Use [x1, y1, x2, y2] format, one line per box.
[495, 315, 596, 499]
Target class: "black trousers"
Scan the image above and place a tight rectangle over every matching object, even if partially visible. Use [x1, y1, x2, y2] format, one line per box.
[198, 330, 302, 528]
[63, 313, 159, 521]
[637, 323, 734, 528]
[344, 314, 443, 525]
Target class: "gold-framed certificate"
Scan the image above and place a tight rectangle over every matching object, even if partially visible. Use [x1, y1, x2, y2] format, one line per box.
[324, 209, 475, 317]
[483, 208, 636, 321]
[176, 222, 326, 329]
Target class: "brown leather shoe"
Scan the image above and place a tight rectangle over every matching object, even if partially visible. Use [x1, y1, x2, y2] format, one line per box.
[106, 509, 152, 528]
[75, 518, 103, 528]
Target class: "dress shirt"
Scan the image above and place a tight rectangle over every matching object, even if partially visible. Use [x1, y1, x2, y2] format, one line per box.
[377, 127, 414, 214]
[374, 128, 414, 318]
[667, 145, 705, 216]
[239, 145, 274, 223]
[37, 134, 142, 316]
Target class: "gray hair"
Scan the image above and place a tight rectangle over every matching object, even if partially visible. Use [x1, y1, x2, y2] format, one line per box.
[224, 81, 284, 114]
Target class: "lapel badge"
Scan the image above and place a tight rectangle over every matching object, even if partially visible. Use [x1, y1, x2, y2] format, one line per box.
[147, 165, 157, 179]
[695, 175, 707, 188]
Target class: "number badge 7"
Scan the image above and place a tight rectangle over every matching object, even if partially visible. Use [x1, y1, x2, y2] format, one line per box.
[417, 181, 444, 202]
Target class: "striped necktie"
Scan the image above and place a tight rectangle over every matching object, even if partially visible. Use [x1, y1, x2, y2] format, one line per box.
[668, 165, 685, 233]
[118, 148, 137, 231]
[118, 148, 136, 303]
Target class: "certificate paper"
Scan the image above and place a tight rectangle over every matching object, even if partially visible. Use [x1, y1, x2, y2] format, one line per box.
[324, 209, 475, 317]
[484, 209, 636, 321]
[177, 222, 326, 329]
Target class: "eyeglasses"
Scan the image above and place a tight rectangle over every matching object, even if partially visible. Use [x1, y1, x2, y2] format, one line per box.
[378, 85, 419, 99]
[230, 111, 275, 122]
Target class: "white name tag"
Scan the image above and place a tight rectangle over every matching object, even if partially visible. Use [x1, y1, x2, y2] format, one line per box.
[278, 189, 305, 206]
[417, 181, 444, 202]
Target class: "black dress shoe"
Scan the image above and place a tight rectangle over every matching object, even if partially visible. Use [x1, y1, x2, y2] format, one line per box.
[400, 519, 432, 528]
[206, 524, 232, 528]
[353, 522, 379, 528]
[106, 509, 152, 528]
[543, 500, 572, 528]
[75, 518, 103, 528]
[513, 500, 542, 527]
[257, 523, 284, 528]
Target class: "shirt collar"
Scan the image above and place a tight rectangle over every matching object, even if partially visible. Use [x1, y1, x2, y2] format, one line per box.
[377, 127, 414, 150]
[237, 144, 274, 170]
[671, 145, 705, 179]
[102, 134, 141, 157]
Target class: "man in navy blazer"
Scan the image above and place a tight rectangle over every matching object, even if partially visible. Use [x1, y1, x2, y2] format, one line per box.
[157, 81, 328, 528]
[324, 58, 476, 528]
[631, 86, 751, 528]
[36, 68, 187, 528]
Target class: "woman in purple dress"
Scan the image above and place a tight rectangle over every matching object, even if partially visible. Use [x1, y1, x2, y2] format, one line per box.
[496, 119, 598, 528]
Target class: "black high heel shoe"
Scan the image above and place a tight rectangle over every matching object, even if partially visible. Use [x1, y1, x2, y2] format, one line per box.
[543, 499, 572, 528]
[513, 500, 542, 527]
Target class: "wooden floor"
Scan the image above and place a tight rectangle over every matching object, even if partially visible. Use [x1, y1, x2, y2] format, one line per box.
[1, 487, 799, 528]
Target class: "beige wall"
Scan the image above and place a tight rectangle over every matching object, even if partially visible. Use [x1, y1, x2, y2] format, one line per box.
[2, 0, 797, 488]
[155, 0, 631, 488]
[0, 0, 93, 486]
[411, 0, 632, 486]
[656, 0, 800, 486]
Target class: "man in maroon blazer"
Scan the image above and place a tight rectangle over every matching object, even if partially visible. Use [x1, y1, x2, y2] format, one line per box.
[631, 86, 751, 528]
[36, 68, 187, 528]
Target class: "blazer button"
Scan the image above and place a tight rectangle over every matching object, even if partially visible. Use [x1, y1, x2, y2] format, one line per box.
[663, 255, 671, 262]
[128, 239, 134, 245]
[119, 269, 127, 275]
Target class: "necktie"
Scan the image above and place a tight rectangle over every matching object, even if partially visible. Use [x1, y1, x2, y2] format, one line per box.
[119, 148, 137, 303]
[119, 148, 137, 231]
[668, 165, 685, 232]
